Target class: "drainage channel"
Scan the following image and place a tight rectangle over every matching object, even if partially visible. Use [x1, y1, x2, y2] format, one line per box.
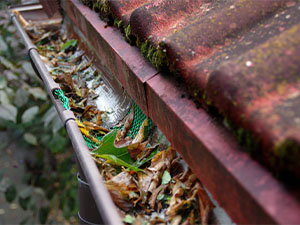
[10, 5, 234, 225]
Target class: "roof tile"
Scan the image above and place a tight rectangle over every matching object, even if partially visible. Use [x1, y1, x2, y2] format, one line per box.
[80, 0, 300, 178]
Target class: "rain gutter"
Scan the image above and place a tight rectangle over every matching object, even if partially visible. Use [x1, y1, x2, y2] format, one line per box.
[61, 0, 300, 224]
[11, 12, 123, 225]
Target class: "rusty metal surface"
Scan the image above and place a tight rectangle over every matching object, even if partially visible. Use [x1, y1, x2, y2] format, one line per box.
[146, 73, 300, 224]
[61, 0, 300, 224]
[61, 0, 159, 116]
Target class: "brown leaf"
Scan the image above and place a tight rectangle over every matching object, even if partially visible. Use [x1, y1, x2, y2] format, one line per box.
[82, 121, 109, 133]
[196, 183, 214, 225]
[96, 111, 103, 125]
[117, 105, 134, 141]
[148, 184, 168, 209]
[132, 118, 148, 144]
[128, 141, 148, 161]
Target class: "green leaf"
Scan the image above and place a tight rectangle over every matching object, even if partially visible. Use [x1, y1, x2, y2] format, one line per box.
[133, 147, 159, 168]
[24, 133, 38, 146]
[0, 104, 17, 123]
[22, 106, 39, 123]
[22, 62, 35, 77]
[0, 75, 7, 89]
[157, 193, 165, 201]
[92, 129, 133, 164]
[94, 154, 143, 172]
[28, 87, 47, 101]
[161, 171, 171, 185]
[92, 130, 146, 171]
[0, 35, 8, 52]
[14, 88, 29, 107]
[61, 39, 77, 51]
[123, 214, 135, 224]
[5, 184, 17, 202]
[19, 194, 31, 210]
[0, 90, 10, 104]
[0, 55, 14, 70]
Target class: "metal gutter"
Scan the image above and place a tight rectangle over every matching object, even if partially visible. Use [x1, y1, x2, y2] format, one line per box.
[11, 12, 123, 225]
[61, 0, 300, 224]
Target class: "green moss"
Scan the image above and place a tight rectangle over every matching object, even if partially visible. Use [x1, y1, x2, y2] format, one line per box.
[274, 139, 300, 159]
[151, 46, 168, 70]
[140, 40, 148, 57]
[124, 25, 132, 42]
[223, 118, 261, 156]
[102, 0, 110, 14]
[115, 20, 123, 29]
[92, 0, 102, 12]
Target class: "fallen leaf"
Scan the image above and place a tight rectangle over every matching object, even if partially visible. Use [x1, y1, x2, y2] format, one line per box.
[161, 171, 171, 185]
[118, 105, 134, 141]
[61, 39, 77, 51]
[132, 118, 148, 143]
[123, 214, 135, 224]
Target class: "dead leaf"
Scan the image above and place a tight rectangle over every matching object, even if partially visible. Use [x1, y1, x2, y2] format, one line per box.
[117, 105, 134, 141]
[132, 118, 148, 144]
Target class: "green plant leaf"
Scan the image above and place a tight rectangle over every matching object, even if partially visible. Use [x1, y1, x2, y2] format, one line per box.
[0, 55, 14, 70]
[5, 184, 17, 202]
[0, 75, 7, 89]
[161, 171, 171, 185]
[123, 214, 135, 224]
[157, 193, 165, 201]
[61, 39, 77, 51]
[0, 104, 17, 123]
[22, 106, 39, 123]
[24, 133, 38, 146]
[133, 147, 159, 168]
[92, 130, 146, 171]
[0, 90, 10, 104]
[94, 154, 143, 172]
[28, 87, 47, 101]
[19, 186, 32, 210]
[14, 88, 29, 107]
[92, 129, 133, 164]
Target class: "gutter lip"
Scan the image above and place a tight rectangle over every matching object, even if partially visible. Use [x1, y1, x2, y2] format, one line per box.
[11, 9, 123, 225]
[64, 0, 300, 224]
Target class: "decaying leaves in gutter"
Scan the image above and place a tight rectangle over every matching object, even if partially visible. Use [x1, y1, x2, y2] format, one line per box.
[22, 15, 214, 225]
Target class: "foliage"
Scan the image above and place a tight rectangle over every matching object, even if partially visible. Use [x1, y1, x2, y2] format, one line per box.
[61, 39, 77, 51]
[0, 8, 78, 224]
[161, 171, 171, 185]
[92, 130, 143, 172]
